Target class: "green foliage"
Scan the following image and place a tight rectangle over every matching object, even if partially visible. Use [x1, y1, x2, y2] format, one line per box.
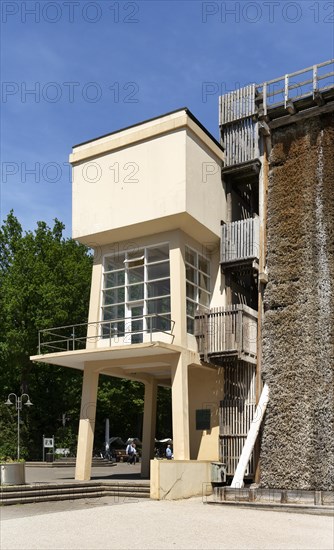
[0, 212, 92, 459]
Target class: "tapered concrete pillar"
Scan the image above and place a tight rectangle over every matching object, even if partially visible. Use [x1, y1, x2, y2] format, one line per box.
[75, 364, 99, 480]
[171, 353, 190, 460]
[141, 379, 157, 478]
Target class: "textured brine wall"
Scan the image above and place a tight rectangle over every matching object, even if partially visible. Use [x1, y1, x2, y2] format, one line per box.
[261, 112, 334, 490]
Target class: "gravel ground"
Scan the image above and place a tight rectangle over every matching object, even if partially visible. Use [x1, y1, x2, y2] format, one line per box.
[1, 496, 333, 550]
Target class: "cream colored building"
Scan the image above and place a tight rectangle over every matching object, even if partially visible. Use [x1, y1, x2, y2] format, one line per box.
[32, 109, 230, 493]
[31, 60, 334, 499]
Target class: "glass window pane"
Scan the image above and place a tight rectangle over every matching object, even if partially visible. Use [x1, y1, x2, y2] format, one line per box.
[147, 297, 170, 315]
[199, 255, 210, 275]
[198, 272, 210, 291]
[128, 284, 144, 301]
[105, 254, 125, 271]
[151, 314, 171, 332]
[102, 304, 124, 320]
[186, 265, 196, 284]
[187, 317, 194, 334]
[186, 282, 196, 301]
[103, 287, 125, 305]
[102, 320, 125, 338]
[147, 279, 170, 298]
[186, 300, 196, 317]
[126, 258, 144, 269]
[199, 289, 210, 307]
[147, 245, 169, 263]
[185, 247, 196, 266]
[147, 262, 170, 280]
[127, 248, 144, 260]
[128, 266, 144, 284]
[104, 271, 125, 288]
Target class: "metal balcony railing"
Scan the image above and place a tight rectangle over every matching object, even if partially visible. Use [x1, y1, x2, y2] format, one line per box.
[221, 217, 259, 265]
[38, 314, 175, 354]
[195, 305, 257, 364]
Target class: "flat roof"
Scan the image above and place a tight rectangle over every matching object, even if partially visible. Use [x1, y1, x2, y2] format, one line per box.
[73, 107, 223, 152]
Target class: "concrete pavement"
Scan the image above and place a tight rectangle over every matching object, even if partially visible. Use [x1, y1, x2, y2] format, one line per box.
[1, 465, 333, 549]
[1, 495, 333, 550]
[25, 462, 143, 484]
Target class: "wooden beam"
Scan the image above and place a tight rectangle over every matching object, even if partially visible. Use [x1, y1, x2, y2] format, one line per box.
[258, 121, 270, 136]
[269, 101, 334, 129]
[285, 100, 296, 114]
[314, 90, 325, 106]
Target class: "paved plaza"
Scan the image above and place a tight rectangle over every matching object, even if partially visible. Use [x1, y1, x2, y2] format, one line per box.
[1, 466, 333, 550]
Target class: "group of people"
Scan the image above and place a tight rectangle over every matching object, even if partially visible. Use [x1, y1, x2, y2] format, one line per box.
[103, 440, 173, 464]
[126, 442, 173, 463]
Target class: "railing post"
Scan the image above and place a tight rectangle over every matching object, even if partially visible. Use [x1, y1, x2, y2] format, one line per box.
[38, 331, 41, 354]
[72, 326, 75, 350]
[284, 74, 289, 109]
[203, 312, 208, 363]
[263, 82, 267, 116]
[313, 64, 318, 97]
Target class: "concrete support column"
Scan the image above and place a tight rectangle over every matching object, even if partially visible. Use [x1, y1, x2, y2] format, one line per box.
[171, 353, 190, 460]
[75, 364, 99, 481]
[169, 237, 186, 347]
[141, 378, 157, 478]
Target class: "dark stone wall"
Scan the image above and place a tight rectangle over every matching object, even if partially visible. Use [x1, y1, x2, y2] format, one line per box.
[260, 112, 334, 490]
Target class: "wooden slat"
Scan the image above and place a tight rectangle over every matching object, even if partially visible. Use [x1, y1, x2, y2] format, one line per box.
[220, 364, 257, 475]
[221, 217, 259, 264]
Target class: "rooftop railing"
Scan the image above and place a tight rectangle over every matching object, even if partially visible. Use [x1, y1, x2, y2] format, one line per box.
[38, 314, 175, 354]
[257, 59, 334, 115]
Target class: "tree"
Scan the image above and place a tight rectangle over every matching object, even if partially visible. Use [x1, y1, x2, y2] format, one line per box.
[0, 212, 92, 458]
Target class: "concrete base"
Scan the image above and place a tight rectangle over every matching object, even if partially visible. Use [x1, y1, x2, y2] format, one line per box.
[150, 459, 212, 500]
[0, 462, 26, 485]
[210, 486, 334, 511]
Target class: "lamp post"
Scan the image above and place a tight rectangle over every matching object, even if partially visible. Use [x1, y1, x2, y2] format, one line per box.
[5, 393, 33, 460]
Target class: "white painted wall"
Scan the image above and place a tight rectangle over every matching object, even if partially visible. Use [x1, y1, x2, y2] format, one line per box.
[72, 130, 186, 241]
[186, 129, 226, 238]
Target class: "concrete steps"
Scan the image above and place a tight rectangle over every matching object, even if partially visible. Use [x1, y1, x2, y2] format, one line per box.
[0, 481, 150, 506]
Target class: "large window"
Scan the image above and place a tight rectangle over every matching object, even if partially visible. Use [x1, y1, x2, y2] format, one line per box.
[102, 244, 170, 341]
[185, 246, 211, 334]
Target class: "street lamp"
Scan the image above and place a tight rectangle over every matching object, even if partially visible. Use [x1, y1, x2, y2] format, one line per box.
[5, 393, 33, 460]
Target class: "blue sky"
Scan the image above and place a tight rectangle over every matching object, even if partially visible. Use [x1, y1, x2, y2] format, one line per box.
[1, 0, 333, 237]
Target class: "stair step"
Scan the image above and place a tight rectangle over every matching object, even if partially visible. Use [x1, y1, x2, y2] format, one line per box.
[0, 483, 150, 495]
[0, 481, 150, 505]
[1, 490, 149, 506]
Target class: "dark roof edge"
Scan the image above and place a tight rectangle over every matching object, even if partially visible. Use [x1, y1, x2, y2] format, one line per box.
[72, 107, 223, 152]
